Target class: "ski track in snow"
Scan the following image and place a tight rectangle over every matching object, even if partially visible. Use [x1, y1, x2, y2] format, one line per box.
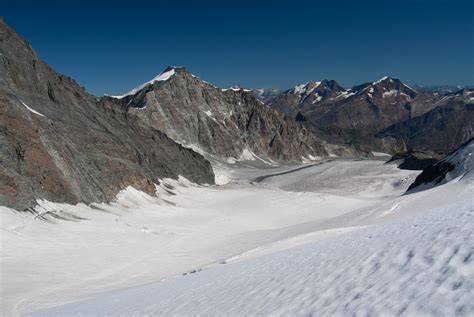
[1, 160, 473, 316]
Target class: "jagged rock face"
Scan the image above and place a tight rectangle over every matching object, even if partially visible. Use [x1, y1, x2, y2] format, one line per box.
[103, 68, 327, 161]
[265, 76, 471, 155]
[265, 80, 345, 116]
[0, 19, 214, 210]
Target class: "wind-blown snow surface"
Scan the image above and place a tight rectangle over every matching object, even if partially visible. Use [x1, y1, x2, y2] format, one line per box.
[30, 191, 474, 317]
[1, 160, 473, 316]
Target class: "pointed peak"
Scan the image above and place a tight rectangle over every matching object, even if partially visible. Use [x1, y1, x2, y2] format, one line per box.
[368, 76, 415, 92]
[164, 65, 185, 71]
[372, 76, 400, 85]
[290, 81, 321, 95]
[318, 79, 345, 91]
[162, 65, 188, 75]
[287, 79, 346, 97]
[352, 76, 417, 98]
[109, 67, 180, 99]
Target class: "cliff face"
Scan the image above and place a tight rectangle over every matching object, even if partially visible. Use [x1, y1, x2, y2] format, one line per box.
[103, 67, 328, 162]
[0, 19, 214, 210]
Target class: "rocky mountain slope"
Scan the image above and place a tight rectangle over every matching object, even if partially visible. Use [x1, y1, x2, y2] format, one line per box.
[377, 89, 474, 153]
[264, 77, 473, 155]
[0, 19, 214, 210]
[103, 67, 328, 162]
[265, 80, 346, 117]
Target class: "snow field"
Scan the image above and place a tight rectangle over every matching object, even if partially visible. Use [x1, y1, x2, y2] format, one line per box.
[1, 160, 472, 316]
[30, 194, 473, 316]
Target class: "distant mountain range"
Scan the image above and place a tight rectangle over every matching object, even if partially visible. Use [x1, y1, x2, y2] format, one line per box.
[252, 84, 473, 101]
[412, 84, 474, 93]
[1, 18, 473, 210]
[258, 77, 473, 155]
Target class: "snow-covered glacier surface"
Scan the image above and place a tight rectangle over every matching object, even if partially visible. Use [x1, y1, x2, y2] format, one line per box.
[2, 159, 473, 316]
[29, 195, 473, 317]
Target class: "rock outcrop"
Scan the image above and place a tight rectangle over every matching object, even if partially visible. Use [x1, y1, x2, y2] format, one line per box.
[386, 151, 443, 171]
[0, 19, 214, 210]
[406, 139, 473, 193]
[103, 67, 328, 162]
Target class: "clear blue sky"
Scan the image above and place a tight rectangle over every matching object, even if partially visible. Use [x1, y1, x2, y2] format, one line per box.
[2, 0, 473, 96]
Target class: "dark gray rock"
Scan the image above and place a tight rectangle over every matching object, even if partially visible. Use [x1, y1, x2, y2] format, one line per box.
[386, 151, 443, 171]
[103, 67, 328, 162]
[0, 19, 214, 210]
[406, 139, 473, 193]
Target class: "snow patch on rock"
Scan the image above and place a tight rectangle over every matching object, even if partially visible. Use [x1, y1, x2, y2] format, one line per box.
[111, 68, 176, 99]
[382, 89, 398, 98]
[20, 100, 45, 117]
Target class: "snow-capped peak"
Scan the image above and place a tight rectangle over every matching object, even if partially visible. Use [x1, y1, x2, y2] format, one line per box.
[357, 76, 416, 97]
[372, 76, 396, 85]
[221, 86, 252, 92]
[371, 76, 414, 90]
[110, 67, 178, 99]
[293, 83, 307, 94]
[290, 81, 321, 96]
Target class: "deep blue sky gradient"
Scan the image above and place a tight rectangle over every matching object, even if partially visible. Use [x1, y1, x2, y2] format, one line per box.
[2, 0, 473, 96]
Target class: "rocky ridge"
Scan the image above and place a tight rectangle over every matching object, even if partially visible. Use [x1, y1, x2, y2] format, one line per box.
[406, 138, 473, 193]
[103, 67, 328, 162]
[0, 19, 215, 210]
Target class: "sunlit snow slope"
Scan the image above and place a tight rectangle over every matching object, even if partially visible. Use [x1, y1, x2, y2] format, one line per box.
[1, 159, 473, 316]
[30, 184, 473, 316]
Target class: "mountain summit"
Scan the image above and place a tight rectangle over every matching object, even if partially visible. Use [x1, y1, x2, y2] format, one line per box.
[111, 66, 184, 99]
[264, 79, 346, 116]
[351, 76, 417, 100]
[0, 20, 214, 210]
[103, 66, 328, 162]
